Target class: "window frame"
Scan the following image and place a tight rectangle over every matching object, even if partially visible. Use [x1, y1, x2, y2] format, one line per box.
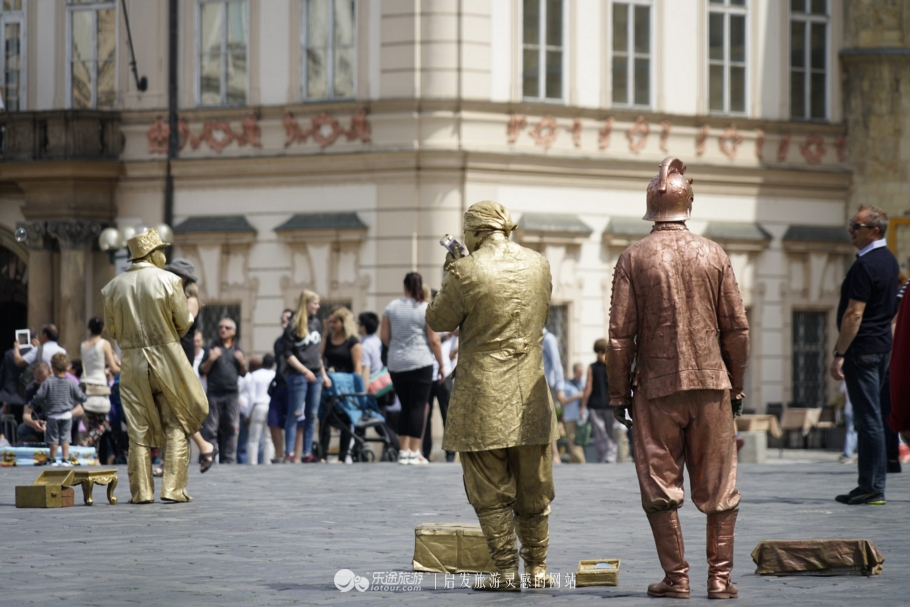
[707, 0, 749, 116]
[521, 0, 566, 103]
[300, 0, 358, 102]
[65, 0, 117, 110]
[0, 2, 26, 112]
[195, 0, 250, 108]
[789, 0, 829, 122]
[610, 0, 653, 109]
[791, 309, 828, 408]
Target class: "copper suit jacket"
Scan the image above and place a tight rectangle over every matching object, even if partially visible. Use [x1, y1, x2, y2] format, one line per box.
[607, 223, 749, 405]
[102, 262, 209, 446]
[426, 233, 559, 451]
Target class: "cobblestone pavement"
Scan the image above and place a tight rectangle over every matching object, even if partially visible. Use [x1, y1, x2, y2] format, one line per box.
[1, 450, 907, 606]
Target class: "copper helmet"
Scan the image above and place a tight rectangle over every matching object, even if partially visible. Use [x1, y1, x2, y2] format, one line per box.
[643, 157, 694, 222]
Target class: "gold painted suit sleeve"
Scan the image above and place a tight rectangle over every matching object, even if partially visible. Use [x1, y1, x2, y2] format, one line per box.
[607, 255, 638, 406]
[426, 262, 466, 333]
[717, 256, 749, 394]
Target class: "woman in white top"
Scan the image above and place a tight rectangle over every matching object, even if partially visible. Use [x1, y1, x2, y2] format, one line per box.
[381, 272, 444, 465]
[80, 317, 120, 451]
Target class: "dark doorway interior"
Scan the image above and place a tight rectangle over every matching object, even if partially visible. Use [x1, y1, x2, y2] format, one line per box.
[0, 246, 28, 347]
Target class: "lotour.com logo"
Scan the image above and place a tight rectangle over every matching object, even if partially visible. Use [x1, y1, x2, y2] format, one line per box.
[334, 569, 370, 592]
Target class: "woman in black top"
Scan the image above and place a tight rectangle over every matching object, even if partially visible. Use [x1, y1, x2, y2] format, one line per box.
[282, 290, 331, 463]
[319, 306, 362, 463]
[581, 338, 619, 463]
[321, 306, 362, 375]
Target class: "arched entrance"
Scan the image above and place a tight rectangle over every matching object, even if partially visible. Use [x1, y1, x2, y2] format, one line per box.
[0, 245, 28, 346]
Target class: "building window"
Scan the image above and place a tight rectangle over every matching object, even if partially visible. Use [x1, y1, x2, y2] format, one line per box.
[612, 1, 650, 107]
[708, 0, 747, 114]
[302, 0, 356, 100]
[792, 310, 827, 407]
[67, 0, 116, 109]
[790, 0, 827, 121]
[522, 0, 563, 101]
[0, 1, 25, 112]
[198, 0, 248, 107]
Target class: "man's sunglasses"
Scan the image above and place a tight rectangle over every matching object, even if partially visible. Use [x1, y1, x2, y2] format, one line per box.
[218, 324, 233, 330]
[849, 221, 873, 230]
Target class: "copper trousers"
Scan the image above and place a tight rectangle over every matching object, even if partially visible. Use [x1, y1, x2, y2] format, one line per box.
[632, 389, 739, 514]
[127, 375, 192, 503]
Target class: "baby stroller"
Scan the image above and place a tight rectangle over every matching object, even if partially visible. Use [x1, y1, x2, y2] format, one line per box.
[316, 372, 399, 462]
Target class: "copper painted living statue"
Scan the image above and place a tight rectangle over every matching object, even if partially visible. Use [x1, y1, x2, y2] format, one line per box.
[102, 229, 209, 504]
[608, 157, 750, 599]
[426, 201, 558, 592]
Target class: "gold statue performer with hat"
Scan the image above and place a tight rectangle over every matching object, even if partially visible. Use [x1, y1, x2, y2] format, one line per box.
[101, 229, 209, 503]
[608, 157, 749, 599]
[427, 201, 558, 591]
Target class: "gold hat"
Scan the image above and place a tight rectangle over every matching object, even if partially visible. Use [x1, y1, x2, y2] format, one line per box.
[127, 228, 170, 261]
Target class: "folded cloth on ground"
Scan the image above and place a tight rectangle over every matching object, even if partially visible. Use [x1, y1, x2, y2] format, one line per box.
[751, 539, 883, 576]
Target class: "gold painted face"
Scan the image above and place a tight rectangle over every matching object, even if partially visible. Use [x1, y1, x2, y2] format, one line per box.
[150, 250, 167, 269]
[464, 230, 481, 253]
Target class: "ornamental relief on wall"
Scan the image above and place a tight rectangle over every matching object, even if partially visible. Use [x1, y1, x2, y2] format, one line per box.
[504, 113, 845, 165]
[146, 108, 372, 155]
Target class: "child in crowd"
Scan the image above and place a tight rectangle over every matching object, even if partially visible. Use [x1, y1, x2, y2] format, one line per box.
[32, 353, 86, 467]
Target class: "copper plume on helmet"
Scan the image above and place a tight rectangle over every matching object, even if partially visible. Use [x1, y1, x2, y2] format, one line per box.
[643, 156, 694, 222]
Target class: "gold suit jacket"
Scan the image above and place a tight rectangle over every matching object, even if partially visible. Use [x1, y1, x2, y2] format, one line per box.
[426, 233, 559, 451]
[102, 262, 209, 447]
[607, 223, 750, 404]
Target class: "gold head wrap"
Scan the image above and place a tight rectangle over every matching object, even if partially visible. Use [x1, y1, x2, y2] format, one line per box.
[464, 201, 518, 237]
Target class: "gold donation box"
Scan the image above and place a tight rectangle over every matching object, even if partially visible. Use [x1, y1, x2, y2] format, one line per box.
[15, 470, 76, 508]
[413, 523, 495, 574]
[576, 559, 620, 587]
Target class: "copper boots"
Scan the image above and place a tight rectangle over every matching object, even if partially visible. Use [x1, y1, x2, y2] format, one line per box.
[706, 510, 738, 599]
[473, 507, 521, 591]
[646, 510, 691, 599]
[516, 509, 555, 588]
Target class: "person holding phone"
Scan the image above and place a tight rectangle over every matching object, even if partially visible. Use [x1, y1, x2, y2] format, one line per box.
[427, 201, 558, 590]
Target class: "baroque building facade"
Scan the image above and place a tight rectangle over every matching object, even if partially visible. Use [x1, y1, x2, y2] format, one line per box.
[0, 0, 903, 413]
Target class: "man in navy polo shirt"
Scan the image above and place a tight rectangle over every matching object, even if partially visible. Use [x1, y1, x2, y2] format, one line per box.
[830, 205, 898, 506]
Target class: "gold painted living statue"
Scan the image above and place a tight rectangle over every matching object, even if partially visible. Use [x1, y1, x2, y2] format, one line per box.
[101, 229, 209, 504]
[608, 157, 750, 599]
[427, 201, 558, 591]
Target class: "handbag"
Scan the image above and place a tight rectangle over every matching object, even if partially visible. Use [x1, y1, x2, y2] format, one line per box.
[368, 367, 393, 397]
[574, 415, 593, 447]
[84, 384, 111, 396]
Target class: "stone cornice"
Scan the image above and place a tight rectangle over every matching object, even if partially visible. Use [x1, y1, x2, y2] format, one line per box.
[125, 149, 849, 200]
[46, 220, 103, 249]
[15, 221, 51, 251]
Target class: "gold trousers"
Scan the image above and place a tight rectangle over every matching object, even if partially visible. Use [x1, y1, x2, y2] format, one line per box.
[127, 375, 192, 503]
[461, 445, 555, 576]
[632, 389, 739, 514]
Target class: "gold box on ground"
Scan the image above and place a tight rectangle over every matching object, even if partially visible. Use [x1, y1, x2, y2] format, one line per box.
[575, 559, 620, 587]
[32, 469, 76, 487]
[15, 485, 74, 508]
[413, 523, 495, 574]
